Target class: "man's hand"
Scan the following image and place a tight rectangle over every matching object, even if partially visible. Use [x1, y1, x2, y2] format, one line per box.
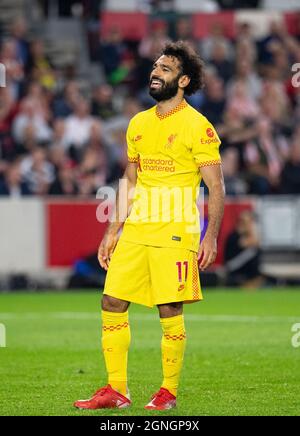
[98, 231, 119, 271]
[198, 234, 218, 271]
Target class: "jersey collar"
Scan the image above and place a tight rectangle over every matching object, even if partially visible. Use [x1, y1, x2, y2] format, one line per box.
[155, 99, 188, 121]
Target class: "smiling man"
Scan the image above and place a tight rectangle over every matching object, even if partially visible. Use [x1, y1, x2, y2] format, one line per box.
[74, 41, 225, 411]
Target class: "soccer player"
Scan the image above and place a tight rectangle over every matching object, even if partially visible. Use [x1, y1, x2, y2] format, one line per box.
[74, 41, 225, 411]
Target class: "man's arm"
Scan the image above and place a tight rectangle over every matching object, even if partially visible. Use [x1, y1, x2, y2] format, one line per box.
[198, 164, 225, 271]
[98, 162, 138, 270]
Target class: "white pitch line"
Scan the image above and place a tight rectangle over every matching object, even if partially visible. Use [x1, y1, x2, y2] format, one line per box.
[0, 312, 299, 323]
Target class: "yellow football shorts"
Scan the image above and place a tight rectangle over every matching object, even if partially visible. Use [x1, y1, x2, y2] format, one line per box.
[103, 239, 203, 308]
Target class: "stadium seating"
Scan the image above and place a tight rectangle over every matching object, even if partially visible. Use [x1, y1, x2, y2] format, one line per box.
[192, 12, 236, 39]
[101, 11, 148, 40]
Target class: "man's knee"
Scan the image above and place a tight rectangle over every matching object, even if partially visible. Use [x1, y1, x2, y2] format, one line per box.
[101, 295, 130, 313]
[158, 302, 183, 319]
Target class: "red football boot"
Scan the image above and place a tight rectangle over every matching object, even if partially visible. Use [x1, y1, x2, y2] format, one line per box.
[74, 385, 131, 410]
[144, 387, 176, 410]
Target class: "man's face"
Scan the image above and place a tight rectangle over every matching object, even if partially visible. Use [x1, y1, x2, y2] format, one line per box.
[149, 55, 183, 102]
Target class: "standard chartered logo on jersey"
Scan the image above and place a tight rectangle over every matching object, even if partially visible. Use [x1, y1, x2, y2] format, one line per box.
[96, 180, 205, 234]
[0, 323, 6, 348]
[0, 63, 6, 88]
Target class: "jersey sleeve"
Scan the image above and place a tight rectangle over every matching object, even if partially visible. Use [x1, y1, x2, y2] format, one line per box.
[126, 119, 139, 163]
[192, 118, 221, 168]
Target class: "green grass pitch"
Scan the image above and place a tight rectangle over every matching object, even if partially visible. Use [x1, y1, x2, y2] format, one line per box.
[0, 289, 299, 416]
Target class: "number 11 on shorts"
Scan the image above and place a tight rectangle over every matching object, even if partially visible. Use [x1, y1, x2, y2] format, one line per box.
[176, 261, 188, 283]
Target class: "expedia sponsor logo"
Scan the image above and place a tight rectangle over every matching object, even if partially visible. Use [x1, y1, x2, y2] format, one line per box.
[206, 128, 215, 138]
[201, 137, 219, 145]
[202, 127, 219, 145]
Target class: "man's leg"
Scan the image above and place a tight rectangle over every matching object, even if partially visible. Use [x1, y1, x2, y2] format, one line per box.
[101, 295, 131, 396]
[157, 302, 186, 397]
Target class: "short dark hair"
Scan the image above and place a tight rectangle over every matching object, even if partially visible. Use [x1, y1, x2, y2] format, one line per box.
[158, 41, 205, 96]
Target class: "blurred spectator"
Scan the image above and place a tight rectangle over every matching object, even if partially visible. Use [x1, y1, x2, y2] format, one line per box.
[0, 160, 31, 197]
[20, 147, 55, 195]
[86, 121, 114, 183]
[91, 84, 117, 120]
[139, 20, 170, 61]
[222, 148, 247, 196]
[227, 58, 262, 101]
[218, 103, 257, 161]
[224, 211, 263, 289]
[79, 145, 108, 188]
[12, 98, 52, 147]
[135, 19, 171, 93]
[77, 146, 107, 196]
[104, 97, 141, 142]
[200, 22, 233, 61]
[0, 88, 19, 160]
[63, 97, 97, 154]
[48, 160, 78, 196]
[10, 16, 30, 66]
[244, 118, 289, 195]
[23, 81, 52, 121]
[98, 27, 126, 78]
[258, 21, 285, 66]
[51, 119, 67, 149]
[260, 81, 291, 128]
[226, 80, 260, 122]
[270, 44, 291, 82]
[209, 41, 234, 84]
[26, 39, 56, 90]
[235, 22, 254, 47]
[236, 38, 257, 66]
[108, 51, 137, 89]
[281, 134, 300, 194]
[52, 80, 81, 118]
[0, 39, 24, 101]
[48, 143, 68, 171]
[201, 75, 226, 126]
[173, 17, 196, 48]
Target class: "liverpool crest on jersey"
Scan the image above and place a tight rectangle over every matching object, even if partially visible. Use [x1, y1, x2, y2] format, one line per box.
[165, 134, 178, 150]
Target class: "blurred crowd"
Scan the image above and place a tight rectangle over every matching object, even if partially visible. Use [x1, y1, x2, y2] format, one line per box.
[1, 13, 300, 197]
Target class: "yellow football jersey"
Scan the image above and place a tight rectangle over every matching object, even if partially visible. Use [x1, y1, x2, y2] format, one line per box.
[121, 99, 221, 253]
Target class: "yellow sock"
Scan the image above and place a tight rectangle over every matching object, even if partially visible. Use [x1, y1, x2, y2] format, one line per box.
[101, 310, 131, 397]
[160, 314, 186, 397]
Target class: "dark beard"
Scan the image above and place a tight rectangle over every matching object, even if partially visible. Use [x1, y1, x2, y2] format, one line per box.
[149, 75, 181, 102]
